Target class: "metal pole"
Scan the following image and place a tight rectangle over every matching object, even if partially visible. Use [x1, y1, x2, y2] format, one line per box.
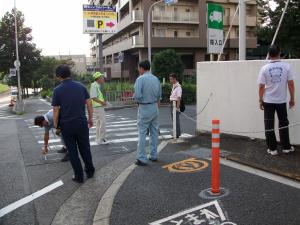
[172, 101, 177, 139]
[239, 0, 246, 60]
[147, 0, 163, 63]
[266, 0, 290, 59]
[98, 33, 103, 72]
[217, 4, 239, 61]
[14, 0, 23, 112]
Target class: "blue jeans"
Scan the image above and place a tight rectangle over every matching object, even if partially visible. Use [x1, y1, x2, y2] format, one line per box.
[137, 104, 159, 163]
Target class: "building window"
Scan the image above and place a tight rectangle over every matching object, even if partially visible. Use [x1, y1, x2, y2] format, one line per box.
[185, 8, 191, 12]
[186, 31, 191, 37]
[174, 31, 178, 37]
[156, 29, 166, 37]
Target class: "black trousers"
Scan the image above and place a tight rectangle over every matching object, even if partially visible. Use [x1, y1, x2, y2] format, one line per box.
[264, 102, 291, 150]
[170, 105, 181, 138]
[61, 119, 95, 180]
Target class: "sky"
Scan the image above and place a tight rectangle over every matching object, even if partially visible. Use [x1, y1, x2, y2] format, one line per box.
[0, 0, 277, 57]
[0, 0, 90, 56]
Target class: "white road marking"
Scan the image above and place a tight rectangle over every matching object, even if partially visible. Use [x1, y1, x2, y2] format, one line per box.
[219, 158, 300, 190]
[0, 180, 63, 218]
[106, 123, 137, 128]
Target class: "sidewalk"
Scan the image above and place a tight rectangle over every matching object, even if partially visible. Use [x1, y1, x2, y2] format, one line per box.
[101, 135, 300, 225]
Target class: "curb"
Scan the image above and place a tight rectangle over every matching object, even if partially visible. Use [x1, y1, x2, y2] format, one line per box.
[51, 153, 136, 225]
[92, 141, 169, 225]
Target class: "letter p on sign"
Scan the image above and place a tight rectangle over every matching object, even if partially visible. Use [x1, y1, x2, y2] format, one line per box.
[96, 20, 104, 29]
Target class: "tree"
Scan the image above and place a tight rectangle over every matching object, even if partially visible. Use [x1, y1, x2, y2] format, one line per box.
[256, 0, 300, 58]
[0, 9, 41, 92]
[152, 49, 184, 81]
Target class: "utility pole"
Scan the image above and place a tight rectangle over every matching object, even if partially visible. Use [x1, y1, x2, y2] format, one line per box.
[98, 33, 103, 72]
[239, 0, 246, 60]
[14, 0, 23, 112]
[147, 0, 163, 63]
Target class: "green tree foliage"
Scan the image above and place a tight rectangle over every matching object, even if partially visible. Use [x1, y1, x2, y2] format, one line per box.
[257, 0, 300, 58]
[0, 9, 41, 88]
[152, 49, 184, 81]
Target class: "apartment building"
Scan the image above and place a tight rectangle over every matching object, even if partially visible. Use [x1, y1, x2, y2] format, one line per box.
[90, 0, 258, 80]
[49, 55, 88, 75]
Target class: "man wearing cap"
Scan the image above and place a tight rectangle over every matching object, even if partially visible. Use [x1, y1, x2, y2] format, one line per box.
[90, 72, 108, 145]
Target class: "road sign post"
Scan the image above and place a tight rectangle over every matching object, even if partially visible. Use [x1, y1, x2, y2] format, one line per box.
[207, 3, 224, 55]
[83, 5, 117, 72]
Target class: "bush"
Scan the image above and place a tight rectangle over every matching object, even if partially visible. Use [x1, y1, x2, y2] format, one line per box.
[40, 89, 53, 98]
[161, 83, 196, 104]
[103, 82, 134, 92]
[0, 83, 9, 94]
[152, 49, 184, 81]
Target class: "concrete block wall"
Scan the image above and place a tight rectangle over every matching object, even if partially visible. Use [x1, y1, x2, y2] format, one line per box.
[196, 59, 300, 145]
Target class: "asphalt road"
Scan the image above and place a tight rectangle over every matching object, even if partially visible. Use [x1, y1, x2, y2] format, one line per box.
[0, 97, 196, 225]
[111, 143, 300, 225]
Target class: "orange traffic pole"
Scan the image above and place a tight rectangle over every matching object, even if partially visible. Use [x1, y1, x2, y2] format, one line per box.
[211, 119, 220, 194]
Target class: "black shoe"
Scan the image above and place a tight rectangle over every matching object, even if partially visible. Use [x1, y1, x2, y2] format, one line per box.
[149, 158, 158, 162]
[57, 147, 67, 154]
[135, 160, 147, 166]
[85, 168, 95, 179]
[72, 176, 84, 184]
[86, 172, 94, 179]
[61, 152, 69, 162]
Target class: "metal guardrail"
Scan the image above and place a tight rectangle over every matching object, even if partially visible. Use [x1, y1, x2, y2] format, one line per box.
[105, 90, 135, 104]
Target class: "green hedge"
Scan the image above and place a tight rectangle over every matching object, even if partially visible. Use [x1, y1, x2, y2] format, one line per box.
[161, 83, 196, 104]
[40, 89, 53, 98]
[0, 83, 9, 94]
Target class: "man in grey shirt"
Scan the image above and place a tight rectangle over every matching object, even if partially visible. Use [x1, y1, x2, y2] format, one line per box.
[34, 110, 69, 162]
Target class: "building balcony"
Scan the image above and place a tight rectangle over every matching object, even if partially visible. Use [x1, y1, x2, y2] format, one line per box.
[152, 11, 199, 24]
[102, 10, 143, 42]
[103, 35, 144, 56]
[224, 16, 257, 27]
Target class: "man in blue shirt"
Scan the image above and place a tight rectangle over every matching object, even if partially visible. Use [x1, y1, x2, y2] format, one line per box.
[34, 109, 69, 162]
[52, 65, 95, 183]
[134, 60, 161, 166]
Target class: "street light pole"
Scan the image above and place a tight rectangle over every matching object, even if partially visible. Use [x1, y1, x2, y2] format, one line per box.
[14, 0, 23, 112]
[239, 0, 246, 60]
[147, 0, 163, 64]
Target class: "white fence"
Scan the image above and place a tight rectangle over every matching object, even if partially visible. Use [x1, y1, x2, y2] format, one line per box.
[196, 59, 300, 145]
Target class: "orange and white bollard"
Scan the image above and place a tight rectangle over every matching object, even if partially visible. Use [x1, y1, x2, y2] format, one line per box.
[211, 119, 220, 194]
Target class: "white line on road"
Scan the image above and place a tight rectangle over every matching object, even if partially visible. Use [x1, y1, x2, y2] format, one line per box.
[0, 180, 64, 218]
[106, 123, 137, 128]
[219, 159, 300, 190]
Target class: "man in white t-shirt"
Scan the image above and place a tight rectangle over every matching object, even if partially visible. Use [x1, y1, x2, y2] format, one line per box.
[257, 45, 295, 156]
[169, 73, 182, 138]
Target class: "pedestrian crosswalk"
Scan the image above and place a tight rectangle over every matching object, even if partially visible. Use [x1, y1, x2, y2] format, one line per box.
[0, 105, 19, 119]
[24, 112, 193, 154]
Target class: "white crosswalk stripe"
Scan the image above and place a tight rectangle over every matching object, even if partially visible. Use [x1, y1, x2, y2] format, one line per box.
[0, 107, 19, 120]
[25, 113, 194, 151]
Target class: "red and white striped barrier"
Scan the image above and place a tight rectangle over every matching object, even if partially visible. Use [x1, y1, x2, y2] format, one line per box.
[211, 119, 220, 194]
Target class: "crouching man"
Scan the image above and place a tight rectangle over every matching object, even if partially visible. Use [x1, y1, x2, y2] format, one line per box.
[34, 109, 69, 162]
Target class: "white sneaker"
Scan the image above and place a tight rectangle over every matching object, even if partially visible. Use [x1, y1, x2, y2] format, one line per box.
[282, 146, 295, 154]
[267, 149, 278, 156]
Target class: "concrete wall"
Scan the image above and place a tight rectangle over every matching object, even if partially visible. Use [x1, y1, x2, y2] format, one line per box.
[196, 59, 300, 145]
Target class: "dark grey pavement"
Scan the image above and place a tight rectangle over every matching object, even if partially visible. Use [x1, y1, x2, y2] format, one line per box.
[111, 140, 300, 225]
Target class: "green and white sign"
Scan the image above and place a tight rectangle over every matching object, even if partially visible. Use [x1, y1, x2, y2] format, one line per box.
[207, 3, 224, 54]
